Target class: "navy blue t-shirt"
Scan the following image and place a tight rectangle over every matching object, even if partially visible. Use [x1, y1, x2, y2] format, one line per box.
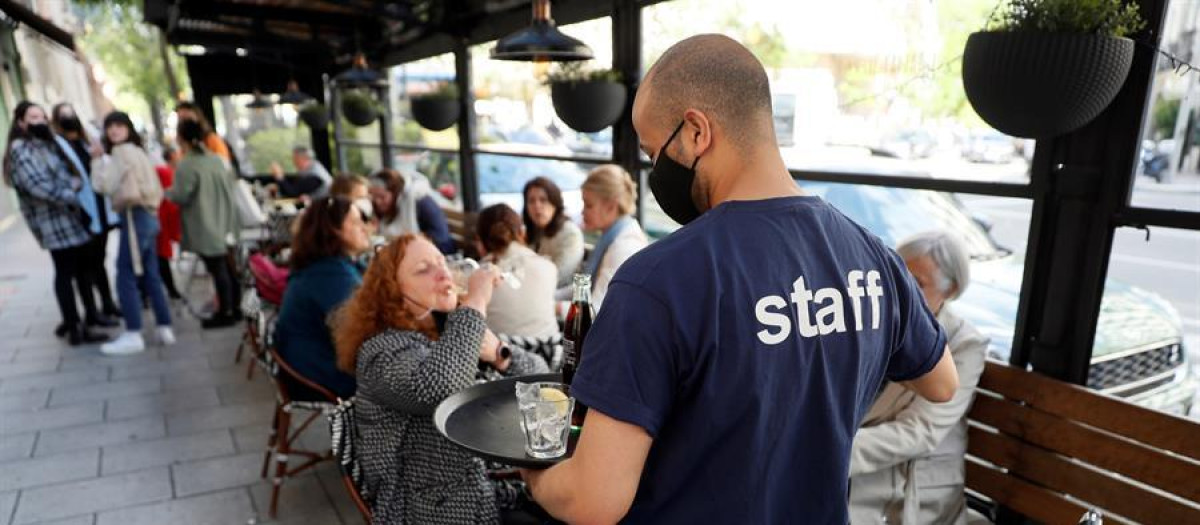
[571, 196, 945, 524]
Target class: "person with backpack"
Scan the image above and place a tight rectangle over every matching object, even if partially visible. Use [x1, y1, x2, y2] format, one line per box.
[90, 111, 175, 354]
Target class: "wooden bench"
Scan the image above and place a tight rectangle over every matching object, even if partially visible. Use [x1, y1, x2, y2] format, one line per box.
[965, 361, 1200, 523]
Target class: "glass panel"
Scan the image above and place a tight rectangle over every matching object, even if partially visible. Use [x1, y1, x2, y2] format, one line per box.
[474, 153, 591, 221]
[389, 52, 460, 149]
[1102, 227, 1199, 418]
[1131, 1, 1200, 212]
[472, 17, 614, 160]
[400, 149, 464, 211]
[641, 0, 1035, 183]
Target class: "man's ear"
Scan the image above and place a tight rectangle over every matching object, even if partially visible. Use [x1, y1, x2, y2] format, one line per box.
[682, 109, 713, 159]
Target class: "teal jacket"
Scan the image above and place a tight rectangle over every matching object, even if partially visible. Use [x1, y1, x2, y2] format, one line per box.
[275, 256, 364, 399]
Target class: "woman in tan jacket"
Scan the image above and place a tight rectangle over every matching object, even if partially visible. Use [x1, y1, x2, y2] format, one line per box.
[90, 112, 173, 355]
[848, 231, 989, 525]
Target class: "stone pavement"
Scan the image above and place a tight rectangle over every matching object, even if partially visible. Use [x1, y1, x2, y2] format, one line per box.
[0, 222, 359, 524]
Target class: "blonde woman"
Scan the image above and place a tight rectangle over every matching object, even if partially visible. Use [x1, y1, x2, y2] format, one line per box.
[559, 164, 647, 310]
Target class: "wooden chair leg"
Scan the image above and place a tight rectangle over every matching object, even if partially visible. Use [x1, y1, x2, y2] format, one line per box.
[268, 409, 291, 519]
[261, 404, 280, 479]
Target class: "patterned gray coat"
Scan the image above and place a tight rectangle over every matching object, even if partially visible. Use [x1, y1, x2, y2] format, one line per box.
[355, 307, 548, 525]
[8, 138, 91, 251]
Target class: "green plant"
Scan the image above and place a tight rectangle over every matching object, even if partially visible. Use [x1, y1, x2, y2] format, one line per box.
[543, 62, 623, 85]
[989, 0, 1146, 38]
[245, 127, 308, 174]
[341, 90, 380, 114]
[1152, 96, 1181, 139]
[413, 82, 458, 100]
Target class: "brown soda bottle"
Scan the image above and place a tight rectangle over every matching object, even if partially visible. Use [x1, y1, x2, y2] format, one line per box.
[562, 273, 592, 425]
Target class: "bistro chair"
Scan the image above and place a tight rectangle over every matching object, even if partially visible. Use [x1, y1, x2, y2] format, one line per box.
[329, 397, 373, 523]
[260, 347, 337, 518]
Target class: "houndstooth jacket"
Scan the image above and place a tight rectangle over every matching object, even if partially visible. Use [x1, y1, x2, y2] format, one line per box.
[354, 307, 547, 525]
[8, 138, 91, 251]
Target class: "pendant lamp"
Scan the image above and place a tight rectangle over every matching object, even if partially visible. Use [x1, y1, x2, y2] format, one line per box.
[491, 0, 593, 62]
[278, 80, 313, 105]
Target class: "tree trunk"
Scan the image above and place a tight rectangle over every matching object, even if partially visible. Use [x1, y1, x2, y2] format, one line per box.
[147, 95, 165, 146]
[157, 29, 181, 102]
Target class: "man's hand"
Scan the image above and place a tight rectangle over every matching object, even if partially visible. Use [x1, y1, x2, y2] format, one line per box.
[903, 345, 958, 402]
[269, 161, 284, 180]
[520, 410, 652, 524]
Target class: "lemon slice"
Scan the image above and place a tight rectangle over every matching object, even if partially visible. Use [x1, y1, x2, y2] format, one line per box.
[539, 387, 570, 416]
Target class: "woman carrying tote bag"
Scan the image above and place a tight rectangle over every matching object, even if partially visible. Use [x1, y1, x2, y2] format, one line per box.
[90, 111, 175, 355]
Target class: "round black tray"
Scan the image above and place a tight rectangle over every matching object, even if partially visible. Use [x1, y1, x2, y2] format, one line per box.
[433, 373, 575, 469]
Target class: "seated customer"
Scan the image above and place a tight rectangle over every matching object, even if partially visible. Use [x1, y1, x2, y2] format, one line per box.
[523, 176, 584, 288]
[474, 204, 559, 339]
[267, 146, 333, 199]
[848, 231, 988, 525]
[274, 197, 370, 400]
[370, 168, 455, 253]
[332, 234, 547, 524]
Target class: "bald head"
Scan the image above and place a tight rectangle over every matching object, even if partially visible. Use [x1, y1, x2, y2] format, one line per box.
[639, 34, 774, 151]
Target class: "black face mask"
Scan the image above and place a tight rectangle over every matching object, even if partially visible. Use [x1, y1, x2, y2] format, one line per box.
[58, 117, 83, 134]
[27, 123, 54, 142]
[648, 120, 702, 225]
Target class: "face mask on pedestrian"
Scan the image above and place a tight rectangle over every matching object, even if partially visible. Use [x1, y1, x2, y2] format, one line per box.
[58, 116, 84, 134]
[648, 120, 702, 225]
[27, 123, 54, 142]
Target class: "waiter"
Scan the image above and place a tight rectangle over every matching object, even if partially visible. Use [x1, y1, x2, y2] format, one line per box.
[522, 34, 958, 524]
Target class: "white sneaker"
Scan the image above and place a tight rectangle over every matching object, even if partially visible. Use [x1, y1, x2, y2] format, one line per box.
[156, 326, 176, 346]
[101, 331, 146, 355]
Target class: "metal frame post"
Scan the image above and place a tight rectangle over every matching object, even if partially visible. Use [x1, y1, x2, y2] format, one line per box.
[612, 0, 643, 221]
[454, 36, 479, 212]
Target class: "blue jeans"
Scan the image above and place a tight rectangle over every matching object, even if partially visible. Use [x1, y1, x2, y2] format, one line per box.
[116, 207, 171, 330]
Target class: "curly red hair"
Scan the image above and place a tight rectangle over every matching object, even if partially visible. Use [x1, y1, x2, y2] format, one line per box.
[333, 234, 439, 374]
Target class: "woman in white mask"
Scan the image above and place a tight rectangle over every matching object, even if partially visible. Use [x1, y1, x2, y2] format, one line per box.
[332, 234, 548, 524]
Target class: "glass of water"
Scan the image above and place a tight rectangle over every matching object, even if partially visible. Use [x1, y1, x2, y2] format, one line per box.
[515, 382, 574, 459]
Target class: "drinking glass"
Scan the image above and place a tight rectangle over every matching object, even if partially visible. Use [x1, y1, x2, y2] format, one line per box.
[515, 382, 574, 459]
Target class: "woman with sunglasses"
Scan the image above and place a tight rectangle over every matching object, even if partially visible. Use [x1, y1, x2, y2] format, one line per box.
[274, 196, 372, 400]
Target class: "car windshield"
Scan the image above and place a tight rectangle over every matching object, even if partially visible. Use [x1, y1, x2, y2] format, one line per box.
[476, 153, 588, 194]
[800, 181, 1004, 259]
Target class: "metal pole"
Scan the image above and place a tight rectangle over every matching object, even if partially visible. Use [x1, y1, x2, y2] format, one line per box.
[454, 37, 480, 212]
[331, 84, 348, 174]
[612, 0, 642, 222]
[379, 82, 396, 170]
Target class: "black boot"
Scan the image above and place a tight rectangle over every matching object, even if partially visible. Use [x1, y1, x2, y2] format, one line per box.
[201, 312, 239, 329]
[86, 314, 120, 328]
[68, 323, 110, 346]
[54, 323, 69, 338]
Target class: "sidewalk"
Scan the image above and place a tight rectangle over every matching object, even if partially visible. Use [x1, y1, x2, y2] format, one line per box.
[0, 223, 357, 524]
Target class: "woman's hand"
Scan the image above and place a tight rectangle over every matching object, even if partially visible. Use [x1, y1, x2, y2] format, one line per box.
[461, 264, 501, 314]
[478, 329, 511, 372]
[88, 141, 104, 159]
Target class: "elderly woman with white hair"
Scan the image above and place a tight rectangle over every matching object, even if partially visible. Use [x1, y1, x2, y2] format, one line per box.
[848, 230, 989, 525]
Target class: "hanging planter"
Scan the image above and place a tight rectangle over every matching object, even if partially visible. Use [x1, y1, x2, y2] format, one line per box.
[297, 103, 328, 130]
[341, 90, 380, 127]
[410, 82, 460, 131]
[961, 0, 1145, 139]
[545, 64, 626, 133]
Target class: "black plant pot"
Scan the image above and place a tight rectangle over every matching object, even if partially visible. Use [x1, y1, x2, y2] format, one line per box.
[298, 105, 328, 129]
[551, 80, 627, 133]
[411, 97, 459, 131]
[962, 31, 1134, 139]
[341, 98, 379, 127]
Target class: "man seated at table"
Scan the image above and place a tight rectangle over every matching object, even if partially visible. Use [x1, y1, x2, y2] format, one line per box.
[849, 230, 989, 525]
[251, 146, 332, 199]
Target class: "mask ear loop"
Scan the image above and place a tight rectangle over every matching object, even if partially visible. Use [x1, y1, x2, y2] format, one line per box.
[403, 295, 435, 320]
[655, 120, 687, 166]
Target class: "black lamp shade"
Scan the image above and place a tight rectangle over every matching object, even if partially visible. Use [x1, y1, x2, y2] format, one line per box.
[246, 93, 274, 109]
[491, 19, 593, 62]
[279, 81, 313, 105]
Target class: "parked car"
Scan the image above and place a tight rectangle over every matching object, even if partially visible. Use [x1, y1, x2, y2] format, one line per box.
[873, 129, 937, 160]
[645, 181, 1196, 415]
[963, 131, 1018, 164]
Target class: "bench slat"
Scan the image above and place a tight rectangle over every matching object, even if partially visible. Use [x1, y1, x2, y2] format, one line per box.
[978, 361, 1200, 462]
[970, 394, 1200, 502]
[968, 426, 1200, 523]
[965, 459, 1105, 525]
